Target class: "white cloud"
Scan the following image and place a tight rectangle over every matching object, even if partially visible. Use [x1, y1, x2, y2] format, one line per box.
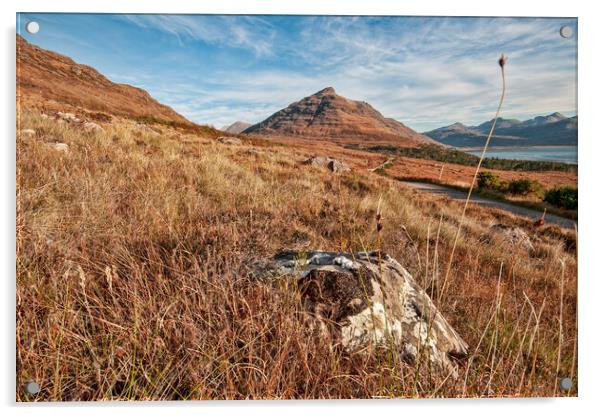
[120, 16, 577, 132]
[122, 15, 276, 57]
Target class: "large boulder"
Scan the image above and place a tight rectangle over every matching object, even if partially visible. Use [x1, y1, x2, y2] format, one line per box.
[304, 156, 351, 173]
[260, 250, 468, 377]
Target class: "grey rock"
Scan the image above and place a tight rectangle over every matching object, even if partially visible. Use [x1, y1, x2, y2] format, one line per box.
[83, 121, 103, 133]
[260, 250, 468, 378]
[57, 112, 80, 122]
[20, 129, 36, 136]
[304, 156, 351, 173]
[48, 142, 69, 152]
[217, 136, 242, 145]
[491, 224, 534, 251]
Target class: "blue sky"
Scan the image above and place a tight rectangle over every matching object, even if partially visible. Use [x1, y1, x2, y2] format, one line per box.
[17, 14, 577, 131]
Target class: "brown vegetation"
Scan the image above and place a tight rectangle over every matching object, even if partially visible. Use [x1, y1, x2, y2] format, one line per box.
[17, 35, 192, 126]
[17, 111, 577, 400]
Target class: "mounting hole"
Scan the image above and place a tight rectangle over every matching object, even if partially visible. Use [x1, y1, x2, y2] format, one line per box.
[559, 377, 573, 391]
[24, 381, 40, 395]
[559, 25, 573, 39]
[25, 21, 40, 34]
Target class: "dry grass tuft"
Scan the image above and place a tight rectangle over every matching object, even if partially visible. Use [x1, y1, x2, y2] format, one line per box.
[17, 111, 577, 400]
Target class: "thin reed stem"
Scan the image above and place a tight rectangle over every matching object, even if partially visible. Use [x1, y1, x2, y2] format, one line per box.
[439, 55, 507, 304]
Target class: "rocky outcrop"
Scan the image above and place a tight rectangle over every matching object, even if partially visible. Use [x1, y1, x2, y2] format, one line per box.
[260, 251, 468, 377]
[304, 156, 351, 173]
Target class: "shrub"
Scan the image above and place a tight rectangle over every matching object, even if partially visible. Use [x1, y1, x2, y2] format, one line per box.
[477, 171, 501, 190]
[506, 178, 544, 196]
[544, 186, 578, 209]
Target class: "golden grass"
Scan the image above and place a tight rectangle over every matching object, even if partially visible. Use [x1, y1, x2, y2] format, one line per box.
[16, 111, 577, 400]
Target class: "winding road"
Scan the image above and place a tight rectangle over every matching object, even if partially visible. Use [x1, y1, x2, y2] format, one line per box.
[400, 181, 577, 230]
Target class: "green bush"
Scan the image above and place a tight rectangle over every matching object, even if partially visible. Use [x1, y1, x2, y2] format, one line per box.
[506, 179, 544, 196]
[477, 171, 501, 190]
[544, 186, 578, 209]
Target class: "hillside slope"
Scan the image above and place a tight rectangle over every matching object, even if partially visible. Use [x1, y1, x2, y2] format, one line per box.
[17, 35, 191, 125]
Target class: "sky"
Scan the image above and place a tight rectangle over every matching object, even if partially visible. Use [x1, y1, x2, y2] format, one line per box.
[17, 14, 577, 132]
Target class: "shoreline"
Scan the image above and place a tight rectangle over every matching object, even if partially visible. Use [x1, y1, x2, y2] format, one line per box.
[458, 145, 577, 151]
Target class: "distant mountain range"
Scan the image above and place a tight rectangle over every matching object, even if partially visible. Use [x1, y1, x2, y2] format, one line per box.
[243, 87, 438, 147]
[424, 112, 577, 147]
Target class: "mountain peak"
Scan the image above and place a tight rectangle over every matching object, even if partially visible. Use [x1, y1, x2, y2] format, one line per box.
[222, 121, 252, 134]
[244, 88, 438, 147]
[316, 86, 336, 96]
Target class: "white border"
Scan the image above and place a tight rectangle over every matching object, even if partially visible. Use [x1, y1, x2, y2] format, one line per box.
[3, 1, 601, 414]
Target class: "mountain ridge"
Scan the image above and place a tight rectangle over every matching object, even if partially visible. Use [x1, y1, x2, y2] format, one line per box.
[425, 113, 577, 147]
[17, 35, 193, 126]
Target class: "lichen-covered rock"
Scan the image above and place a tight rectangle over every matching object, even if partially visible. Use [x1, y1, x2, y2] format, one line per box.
[260, 250, 468, 377]
[20, 129, 36, 136]
[304, 156, 351, 173]
[491, 224, 534, 251]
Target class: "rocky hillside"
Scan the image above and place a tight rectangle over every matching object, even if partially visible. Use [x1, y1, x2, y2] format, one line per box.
[244, 87, 438, 148]
[425, 112, 578, 147]
[222, 121, 252, 134]
[17, 35, 192, 126]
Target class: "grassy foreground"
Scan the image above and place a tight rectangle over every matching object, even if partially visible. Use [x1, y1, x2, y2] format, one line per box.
[16, 111, 577, 400]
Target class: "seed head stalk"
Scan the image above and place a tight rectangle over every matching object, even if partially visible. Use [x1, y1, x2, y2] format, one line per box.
[438, 55, 507, 304]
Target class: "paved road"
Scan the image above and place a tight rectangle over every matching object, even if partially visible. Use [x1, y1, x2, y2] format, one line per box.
[400, 181, 577, 230]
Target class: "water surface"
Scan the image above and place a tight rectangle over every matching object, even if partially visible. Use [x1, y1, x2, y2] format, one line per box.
[465, 146, 577, 164]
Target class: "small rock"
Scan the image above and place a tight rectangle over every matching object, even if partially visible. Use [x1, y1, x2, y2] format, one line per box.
[57, 112, 80, 122]
[259, 250, 468, 378]
[304, 156, 351, 173]
[491, 224, 534, 251]
[48, 143, 69, 152]
[83, 122, 103, 133]
[40, 113, 49, 119]
[217, 136, 242, 145]
[20, 129, 36, 137]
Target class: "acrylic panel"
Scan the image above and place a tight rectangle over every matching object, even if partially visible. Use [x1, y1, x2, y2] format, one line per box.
[16, 13, 578, 401]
